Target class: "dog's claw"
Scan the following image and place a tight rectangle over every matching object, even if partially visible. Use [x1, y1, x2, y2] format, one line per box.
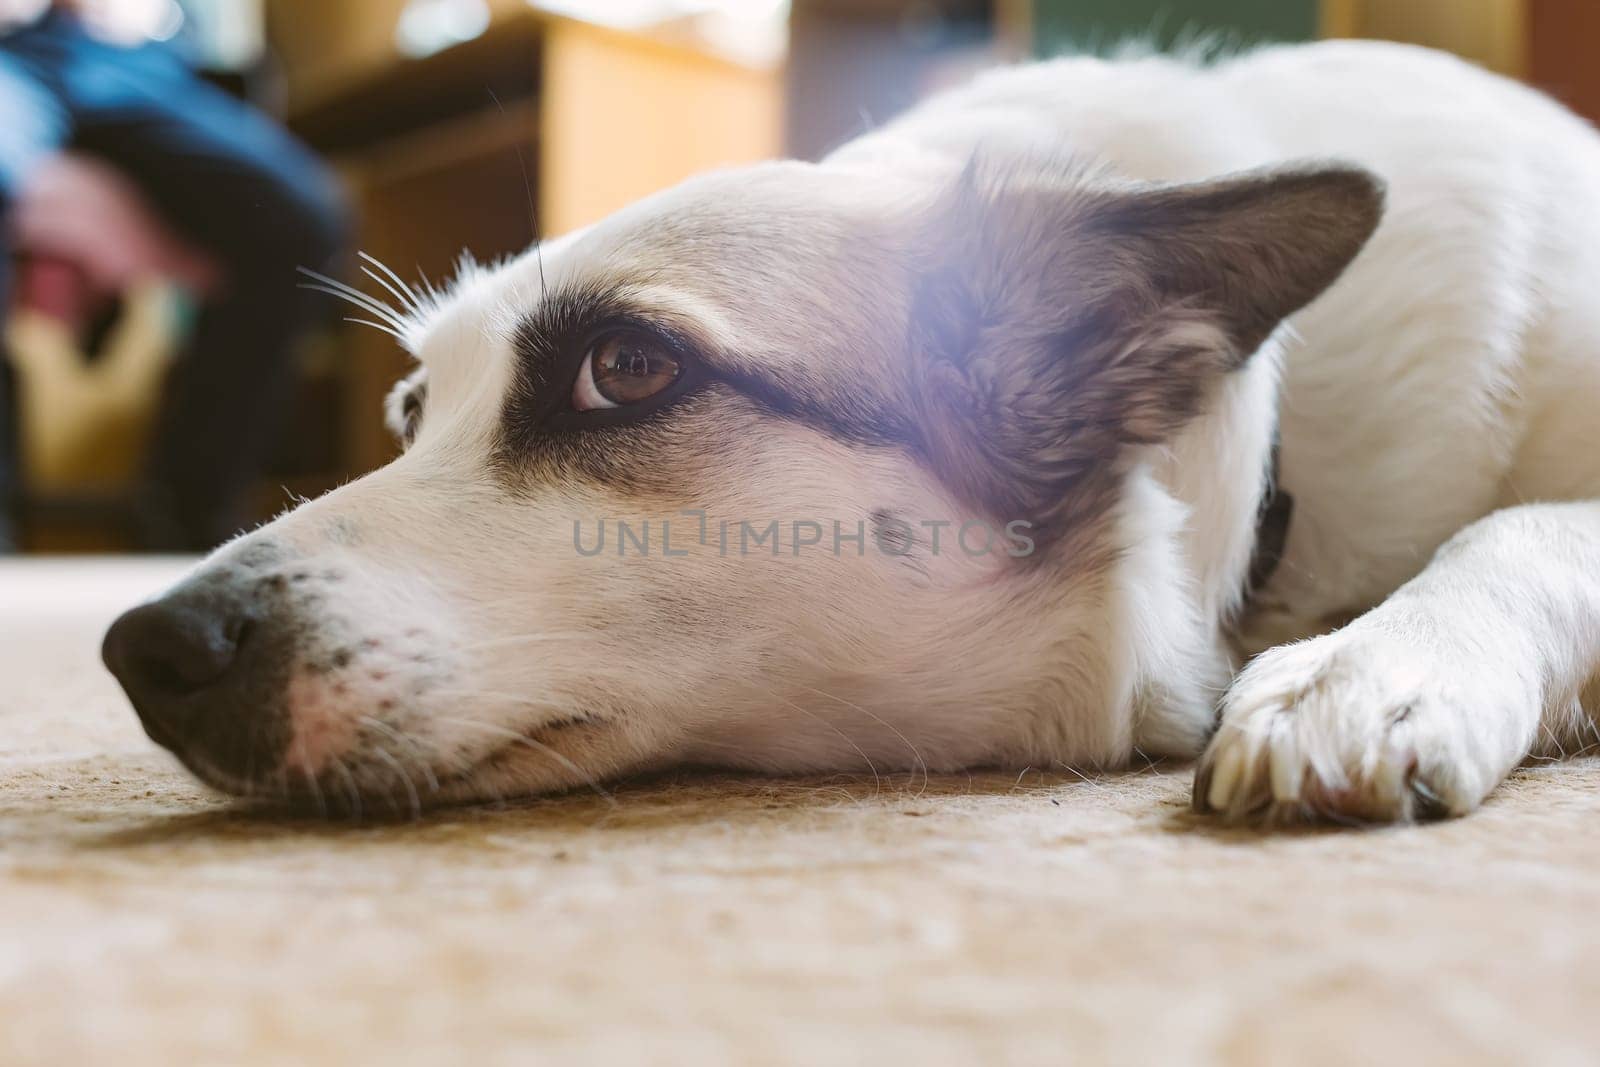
[1190, 762, 1213, 812]
[1205, 743, 1243, 812]
[1268, 717, 1302, 803]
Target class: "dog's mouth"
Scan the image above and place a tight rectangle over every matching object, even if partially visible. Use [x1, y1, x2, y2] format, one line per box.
[426, 712, 604, 798]
[455, 713, 596, 771]
[205, 712, 609, 815]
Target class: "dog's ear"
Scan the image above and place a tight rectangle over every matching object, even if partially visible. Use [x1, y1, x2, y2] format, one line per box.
[384, 365, 429, 450]
[911, 162, 1383, 532]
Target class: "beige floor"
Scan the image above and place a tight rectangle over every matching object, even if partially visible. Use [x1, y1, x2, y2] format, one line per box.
[2, 558, 1598, 1066]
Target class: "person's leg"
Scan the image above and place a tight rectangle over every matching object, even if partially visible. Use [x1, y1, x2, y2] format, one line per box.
[0, 50, 73, 552]
[42, 30, 347, 549]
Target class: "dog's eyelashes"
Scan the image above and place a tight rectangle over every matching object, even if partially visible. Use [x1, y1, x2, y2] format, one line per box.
[571, 329, 683, 411]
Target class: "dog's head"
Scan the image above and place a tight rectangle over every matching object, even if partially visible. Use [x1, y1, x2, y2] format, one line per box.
[102, 156, 1380, 809]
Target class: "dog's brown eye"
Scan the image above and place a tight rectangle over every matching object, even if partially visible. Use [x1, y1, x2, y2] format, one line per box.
[573, 331, 682, 410]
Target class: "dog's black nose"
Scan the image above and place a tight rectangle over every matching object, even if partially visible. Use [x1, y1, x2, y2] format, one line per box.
[102, 586, 279, 781]
[103, 598, 241, 697]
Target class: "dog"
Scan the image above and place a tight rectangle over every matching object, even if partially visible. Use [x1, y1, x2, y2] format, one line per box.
[101, 39, 1600, 824]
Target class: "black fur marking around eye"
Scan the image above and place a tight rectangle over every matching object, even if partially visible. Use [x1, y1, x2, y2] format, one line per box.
[713, 363, 910, 450]
[496, 285, 703, 458]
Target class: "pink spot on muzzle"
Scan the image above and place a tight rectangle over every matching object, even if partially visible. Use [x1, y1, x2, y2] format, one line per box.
[283, 673, 360, 777]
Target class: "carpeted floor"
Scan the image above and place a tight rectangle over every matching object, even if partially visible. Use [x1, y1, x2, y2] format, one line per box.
[3, 558, 1598, 1065]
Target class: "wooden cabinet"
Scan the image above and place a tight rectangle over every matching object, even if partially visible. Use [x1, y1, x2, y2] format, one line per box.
[1527, 0, 1600, 123]
[1323, 0, 1525, 75]
[1323, 1, 1599, 121]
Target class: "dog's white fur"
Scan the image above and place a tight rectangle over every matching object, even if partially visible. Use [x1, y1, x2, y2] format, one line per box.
[142, 40, 1600, 823]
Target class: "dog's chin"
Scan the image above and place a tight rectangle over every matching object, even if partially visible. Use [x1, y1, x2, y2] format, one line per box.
[170, 713, 617, 817]
[162, 749, 285, 805]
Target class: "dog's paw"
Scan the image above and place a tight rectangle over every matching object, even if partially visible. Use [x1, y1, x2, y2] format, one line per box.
[1193, 630, 1513, 825]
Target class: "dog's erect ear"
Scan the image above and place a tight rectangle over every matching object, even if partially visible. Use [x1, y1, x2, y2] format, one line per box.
[1070, 165, 1386, 359]
[912, 162, 1384, 533]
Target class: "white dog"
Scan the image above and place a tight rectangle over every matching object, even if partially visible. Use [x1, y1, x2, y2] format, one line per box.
[102, 40, 1600, 824]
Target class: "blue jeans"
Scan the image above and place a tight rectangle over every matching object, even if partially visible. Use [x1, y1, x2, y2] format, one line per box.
[0, 11, 346, 549]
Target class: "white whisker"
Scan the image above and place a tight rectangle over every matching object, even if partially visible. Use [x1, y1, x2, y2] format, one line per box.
[424, 688, 579, 707]
[446, 632, 593, 657]
[360, 716, 441, 794]
[433, 715, 617, 807]
[372, 744, 422, 819]
[793, 682, 929, 795]
[297, 268, 410, 330]
[298, 273, 405, 322]
[769, 692, 882, 795]
[297, 763, 328, 819]
[344, 316, 406, 341]
[358, 250, 423, 314]
[330, 756, 363, 820]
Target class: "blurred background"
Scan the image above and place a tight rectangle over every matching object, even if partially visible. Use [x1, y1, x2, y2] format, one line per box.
[0, 0, 1594, 554]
